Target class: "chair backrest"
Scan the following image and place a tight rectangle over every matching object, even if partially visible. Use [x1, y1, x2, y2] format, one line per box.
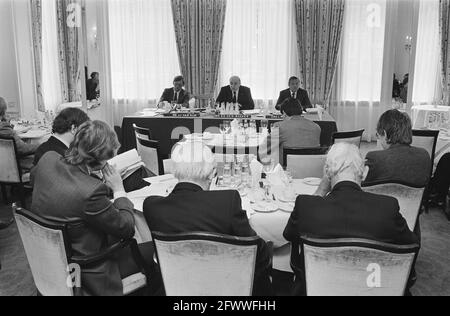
[0, 136, 22, 184]
[136, 137, 164, 175]
[332, 129, 365, 148]
[362, 181, 425, 231]
[152, 231, 259, 296]
[283, 147, 328, 179]
[300, 236, 419, 296]
[133, 124, 151, 141]
[412, 129, 439, 163]
[14, 208, 74, 296]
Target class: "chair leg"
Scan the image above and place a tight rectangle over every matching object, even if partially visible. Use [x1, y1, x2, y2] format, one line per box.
[18, 185, 26, 209]
[1, 185, 8, 204]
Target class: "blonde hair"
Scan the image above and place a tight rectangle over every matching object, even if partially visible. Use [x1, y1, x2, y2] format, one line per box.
[171, 141, 216, 182]
[65, 120, 120, 168]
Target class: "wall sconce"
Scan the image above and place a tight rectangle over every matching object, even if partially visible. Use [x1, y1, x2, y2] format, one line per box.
[405, 35, 412, 52]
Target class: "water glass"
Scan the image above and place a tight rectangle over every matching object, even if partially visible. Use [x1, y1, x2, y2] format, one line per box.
[223, 163, 232, 187]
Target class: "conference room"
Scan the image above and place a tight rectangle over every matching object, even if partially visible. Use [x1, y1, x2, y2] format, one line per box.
[0, 0, 449, 298]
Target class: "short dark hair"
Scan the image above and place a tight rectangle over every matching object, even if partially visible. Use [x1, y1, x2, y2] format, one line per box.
[280, 98, 303, 116]
[288, 76, 300, 85]
[65, 120, 120, 168]
[52, 108, 90, 134]
[173, 75, 185, 85]
[376, 109, 412, 145]
[90, 72, 99, 79]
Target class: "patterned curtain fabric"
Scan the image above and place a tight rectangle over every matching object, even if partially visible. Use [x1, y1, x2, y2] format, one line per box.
[30, 0, 45, 111]
[56, 0, 81, 102]
[440, 0, 450, 104]
[294, 0, 345, 105]
[171, 0, 227, 107]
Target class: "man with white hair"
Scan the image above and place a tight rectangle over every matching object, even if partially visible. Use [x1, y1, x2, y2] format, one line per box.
[283, 143, 418, 296]
[143, 141, 272, 295]
[216, 76, 255, 110]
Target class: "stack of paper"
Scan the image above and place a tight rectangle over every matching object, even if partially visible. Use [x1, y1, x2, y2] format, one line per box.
[108, 149, 145, 180]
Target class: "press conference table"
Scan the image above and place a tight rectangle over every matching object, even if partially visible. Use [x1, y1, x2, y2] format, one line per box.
[120, 111, 338, 157]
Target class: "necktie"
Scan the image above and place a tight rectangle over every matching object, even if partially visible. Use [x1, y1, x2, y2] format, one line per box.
[291, 91, 296, 99]
[232, 92, 237, 103]
[173, 91, 178, 102]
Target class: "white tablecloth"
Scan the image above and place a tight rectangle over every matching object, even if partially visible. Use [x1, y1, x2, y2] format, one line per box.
[129, 178, 318, 272]
[411, 104, 450, 129]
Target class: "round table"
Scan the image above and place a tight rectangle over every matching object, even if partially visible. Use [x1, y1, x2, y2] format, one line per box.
[411, 104, 450, 130]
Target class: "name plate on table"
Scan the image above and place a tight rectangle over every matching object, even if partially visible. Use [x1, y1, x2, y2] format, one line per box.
[215, 114, 251, 119]
[266, 114, 283, 119]
[164, 112, 201, 118]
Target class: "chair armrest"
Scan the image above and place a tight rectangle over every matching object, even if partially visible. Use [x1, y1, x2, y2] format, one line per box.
[70, 239, 132, 267]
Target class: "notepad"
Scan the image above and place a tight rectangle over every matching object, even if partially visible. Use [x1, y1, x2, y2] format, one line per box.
[108, 149, 145, 180]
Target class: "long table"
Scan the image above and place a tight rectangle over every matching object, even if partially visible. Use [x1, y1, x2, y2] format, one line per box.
[121, 112, 338, 158]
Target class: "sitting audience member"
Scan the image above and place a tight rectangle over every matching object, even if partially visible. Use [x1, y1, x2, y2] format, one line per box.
[33, 109, 150, 192]
[364, 109, 431, 186]
[0, 97, 38, 171]
[31, 121, 160, 296]
[33, 107, 89, 165]
[430, 153, 450, 218]
[259, 98, 321, 165]
[143, 141, 272, 295]
[283, 143, 419, 296]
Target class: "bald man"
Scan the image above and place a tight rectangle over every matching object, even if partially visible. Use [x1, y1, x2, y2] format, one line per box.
[216, 76, 255, 110]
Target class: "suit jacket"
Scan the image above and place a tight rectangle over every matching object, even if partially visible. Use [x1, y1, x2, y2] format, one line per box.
[143, 182, 271, 294]
[216, 86, 255, 110]
[0, 121, 38, 156]
[364, 144, 431, 187]
[86, 78, 99, 101]
[275, 88, 312, 111]
[159, 88, 190, 106]
[258, 116, 321, 165]
[31, 151, 136, 296]
[283, 181, 419, 294]
[33, 136, 68, 166]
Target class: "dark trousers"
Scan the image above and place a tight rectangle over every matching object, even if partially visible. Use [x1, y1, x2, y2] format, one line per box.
[117, 241, 164, 295]
[431, 153, 450, 201]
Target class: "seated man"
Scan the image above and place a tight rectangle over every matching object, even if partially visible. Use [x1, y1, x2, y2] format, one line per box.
[275, 76, 312, 111]
[33, 108, 151, 192]
[283, 143, 419, 296]
[259, 98, 321, 165]
[216, 76, 255, 111]
[364, 109, 431, 186]
[158, 75, 191, 108]
[430, 153, 450, 218]
[33, 107, 90, 165]
[143, 141, 272, 295]
[0, 97, 38, 171]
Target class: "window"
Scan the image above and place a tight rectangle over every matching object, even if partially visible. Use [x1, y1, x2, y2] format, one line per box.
[218, 0, 298, 104]
[108, 0, 181, 101]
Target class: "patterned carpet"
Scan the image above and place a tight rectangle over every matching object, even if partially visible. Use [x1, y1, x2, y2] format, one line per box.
[1, 197, 449, 296]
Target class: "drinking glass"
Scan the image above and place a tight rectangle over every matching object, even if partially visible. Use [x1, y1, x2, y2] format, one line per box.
[223, 163, 232, 187]
[223, 121, 231, 134]
[219, 124, 226, 135]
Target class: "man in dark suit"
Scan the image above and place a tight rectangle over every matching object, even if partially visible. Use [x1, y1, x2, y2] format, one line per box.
[283, 143, 419, 296]
[216, 76, 255, 110]
[86, 72, 100, 101]
[159, 75, 191, 108]
[33, 107, 90, 166]
[143, 141, 272, 295]
[275, 76, 312, 111]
